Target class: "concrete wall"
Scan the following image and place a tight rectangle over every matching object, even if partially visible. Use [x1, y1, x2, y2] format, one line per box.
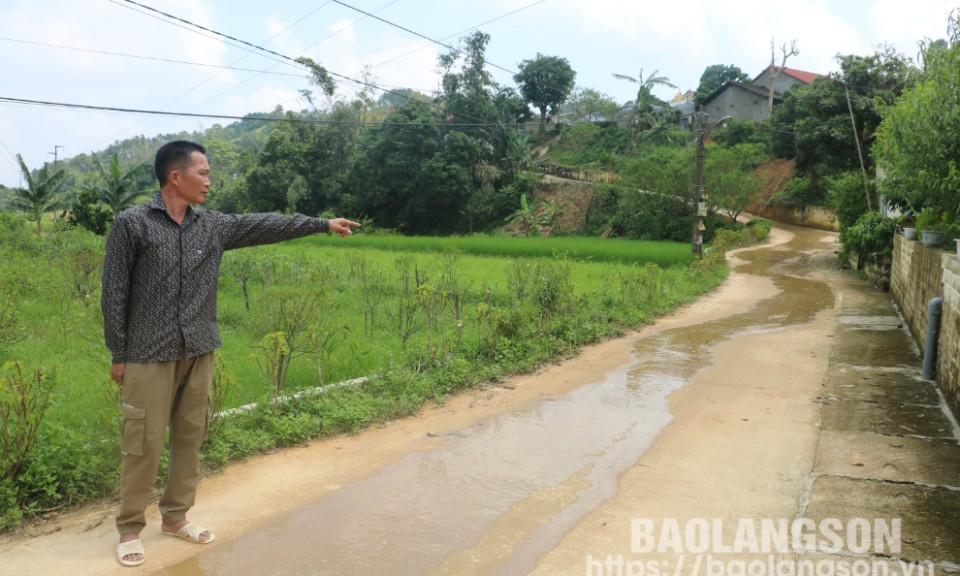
[702, 85, 771, 123]
[890, 234, 960, 416]
[750, 203, 839, 231]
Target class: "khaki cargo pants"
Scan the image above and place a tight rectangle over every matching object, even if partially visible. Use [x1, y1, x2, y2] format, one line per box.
[116, 352, 213, 536]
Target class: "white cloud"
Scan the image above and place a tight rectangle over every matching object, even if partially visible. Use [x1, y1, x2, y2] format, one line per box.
[868, 0, 956, 57]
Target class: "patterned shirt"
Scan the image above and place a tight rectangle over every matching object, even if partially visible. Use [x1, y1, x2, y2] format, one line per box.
[101, 193, 329, 364]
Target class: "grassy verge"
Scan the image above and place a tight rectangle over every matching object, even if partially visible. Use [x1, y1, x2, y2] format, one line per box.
[0, 218, 768, 530]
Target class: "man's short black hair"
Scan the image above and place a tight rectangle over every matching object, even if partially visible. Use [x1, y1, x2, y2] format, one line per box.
[155, 140, 206, 187]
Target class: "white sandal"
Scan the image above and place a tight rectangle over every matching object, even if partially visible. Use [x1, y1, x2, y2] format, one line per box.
[163, 522, 216, 544]
[116, 538, 145, 567]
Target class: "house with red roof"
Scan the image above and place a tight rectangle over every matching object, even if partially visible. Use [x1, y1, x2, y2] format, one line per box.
[699, 65, 822, 123]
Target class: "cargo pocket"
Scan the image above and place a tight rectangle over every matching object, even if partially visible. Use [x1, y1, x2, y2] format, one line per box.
[121, 404, 147, 456]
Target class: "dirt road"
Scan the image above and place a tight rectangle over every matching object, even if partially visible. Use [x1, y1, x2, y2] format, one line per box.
[2, 224, 857, 575]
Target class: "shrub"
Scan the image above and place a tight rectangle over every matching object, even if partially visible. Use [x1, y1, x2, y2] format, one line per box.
[827, 171, 874, 230]
[839, 211, 896, 266]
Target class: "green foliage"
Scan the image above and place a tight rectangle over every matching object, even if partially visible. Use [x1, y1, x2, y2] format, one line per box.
[771, 45, 918, 183]
[245, 107, 362, 216]
[705, 143, 767, 222]
[611, 69, 677, 142]
[438, 31, 500, 142]
[0, 212, 41, 255]
[85, 154, 147, 215]
[874, 15, 960, 214]
[695, 64, 749, 107]
[583, 184, 620, 235]
[11, 154, 71, 233]
[514, 53, 577, 125]
[775, 176, 826, 206]
[295, 56, 336, 97]
[827, 171, 874, 230]
[67, 187, 114, 235]
[839, 211, 897, 265]
[0, 362, 54, 490]
[565, 87, 621, 123]
[915, 207, 950, 232]
[548, 123, 632, 166]
[350, 100, 475, 234]
[0, 222, 736, 527]
[710, 119, 769, 148]
[301, 233, 691, 267]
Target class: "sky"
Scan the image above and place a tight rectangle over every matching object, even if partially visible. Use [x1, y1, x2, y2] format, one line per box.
[1, 0, 957, 188]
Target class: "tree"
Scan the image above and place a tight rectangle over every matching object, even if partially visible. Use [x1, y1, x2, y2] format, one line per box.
[245, 105, 360, 216]
[350, 100, 476, 234]
[611, 69, 677, 141]
[514, 53, 577, 127]
[566, 87, 621, 123]
[295, 56, 336, 98]
[11, 154, 70, 233]
[68, 188, 114, 235]
[86, 154, 146, 215]
[767, 39, 799, 115]
[438, 32, 531, 180]
[770, 45, 918, 203]
[245, 117, 314, 213]
[438, 31, 499, 142]
[377, 88, 427, 108]
[705, 143, 766, 222]
[694, 64, 749, 107]
[874, 14, 960, 214]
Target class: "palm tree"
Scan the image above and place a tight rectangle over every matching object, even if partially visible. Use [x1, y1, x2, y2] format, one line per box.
[87, 154, 145, 215]
[12, 154, 70, 233]
[612, 69, 677, 140]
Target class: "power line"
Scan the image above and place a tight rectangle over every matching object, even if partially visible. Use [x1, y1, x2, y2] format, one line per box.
[114, 0, 326, 75]
[109, 1, 438, 108]
[156, 0, 403, 122]
[0, 137, 19, 172]
[332, 0, 545, 80]
[0, 95, 512, 127]
[352, 0, 547, 76]
[104, 0, 280, 65]
[101, 1, 338, 146]
[0, 36, 305, 78]
[106, 0, 492, 127]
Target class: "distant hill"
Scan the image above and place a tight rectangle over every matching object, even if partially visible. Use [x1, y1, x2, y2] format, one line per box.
[59, 107, 291, 180]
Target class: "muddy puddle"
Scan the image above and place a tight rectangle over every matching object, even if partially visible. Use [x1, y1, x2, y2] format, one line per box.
[152, 226, 835, 576]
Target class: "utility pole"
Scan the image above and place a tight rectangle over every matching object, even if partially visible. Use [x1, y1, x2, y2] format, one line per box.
[691, 110, 731, 259]
[844, 84, 873, 211]
[49, 145, 64, 170]
[692, 109, 707, 259]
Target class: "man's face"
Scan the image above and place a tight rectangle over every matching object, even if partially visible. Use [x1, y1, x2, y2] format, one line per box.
[174, 151, 211, 204]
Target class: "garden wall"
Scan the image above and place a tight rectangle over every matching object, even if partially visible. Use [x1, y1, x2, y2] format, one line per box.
[890, 234, 960, 417]
[749, 203, 839, 231]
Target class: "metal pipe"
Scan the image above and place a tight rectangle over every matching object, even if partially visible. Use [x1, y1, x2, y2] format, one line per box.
[923, 297, 944, 379]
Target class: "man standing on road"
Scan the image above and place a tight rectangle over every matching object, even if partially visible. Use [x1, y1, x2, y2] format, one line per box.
[102, 140, 360, 567]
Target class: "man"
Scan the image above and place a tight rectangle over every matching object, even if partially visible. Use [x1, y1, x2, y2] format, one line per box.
[102, 140, 359, 567]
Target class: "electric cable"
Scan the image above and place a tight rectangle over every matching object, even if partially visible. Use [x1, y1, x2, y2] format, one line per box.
[0, 36, 304, 77]
[0, 96, 514, 127]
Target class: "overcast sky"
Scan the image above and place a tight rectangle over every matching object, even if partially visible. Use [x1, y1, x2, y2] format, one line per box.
[1, 0, 956, 188]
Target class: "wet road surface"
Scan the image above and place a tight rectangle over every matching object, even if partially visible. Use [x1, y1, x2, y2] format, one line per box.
[152, 226, 836, 576]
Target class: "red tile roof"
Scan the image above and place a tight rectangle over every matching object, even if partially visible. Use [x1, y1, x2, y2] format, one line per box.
[768, 66, 821, 84]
